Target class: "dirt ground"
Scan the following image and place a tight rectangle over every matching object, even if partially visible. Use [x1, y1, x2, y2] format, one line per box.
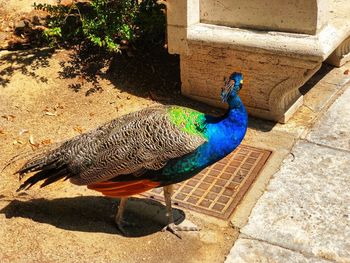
[0, 2, 237, 262]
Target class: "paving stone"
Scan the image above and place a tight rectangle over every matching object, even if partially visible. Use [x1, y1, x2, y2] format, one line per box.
[225, 238, 333, 263]
[307, 87, 350, 151]
[303, 82, 340, 113]
[240, 140, 350, 262]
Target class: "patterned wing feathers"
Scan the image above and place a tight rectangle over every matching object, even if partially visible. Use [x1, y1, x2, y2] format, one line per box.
[17, 106, 207, 189]
[72, 106, 206, 185]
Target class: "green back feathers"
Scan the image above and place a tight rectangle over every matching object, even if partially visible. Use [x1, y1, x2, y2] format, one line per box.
[167, 106, 207, 139]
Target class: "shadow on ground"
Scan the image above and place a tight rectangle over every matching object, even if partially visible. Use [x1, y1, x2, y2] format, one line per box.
[0, 48, 54, 87]
[299, 63, 334, 95]
[57, 45, 225, 115]
[0, 195, 185, 238]
[57, 46, 109, 96]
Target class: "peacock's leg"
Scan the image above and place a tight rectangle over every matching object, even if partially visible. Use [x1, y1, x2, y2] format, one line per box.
[115, 197, 132, 235]
[162, 185, 199, 238]
[162, 185, 180, 237]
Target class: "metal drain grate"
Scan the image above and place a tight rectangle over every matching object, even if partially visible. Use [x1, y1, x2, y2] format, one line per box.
[143, 145, 271, 219]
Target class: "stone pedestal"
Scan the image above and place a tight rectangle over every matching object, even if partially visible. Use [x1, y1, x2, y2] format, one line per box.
[167, 0, 350, 122]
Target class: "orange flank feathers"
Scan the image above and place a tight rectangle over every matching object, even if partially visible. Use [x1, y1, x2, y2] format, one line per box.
[87, 180, 160, 197]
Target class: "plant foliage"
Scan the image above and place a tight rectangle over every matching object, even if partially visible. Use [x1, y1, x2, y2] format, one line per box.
[34, 0, 166, 52]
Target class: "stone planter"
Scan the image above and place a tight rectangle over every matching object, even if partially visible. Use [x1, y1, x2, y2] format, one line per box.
[167, 0, 350, 122]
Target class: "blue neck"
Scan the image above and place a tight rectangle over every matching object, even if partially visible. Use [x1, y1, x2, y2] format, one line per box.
[219, 94, 247, 124]
[200, 93, 247, 160]
[160, 93, 247, 184]
[228, 93, 244, 110]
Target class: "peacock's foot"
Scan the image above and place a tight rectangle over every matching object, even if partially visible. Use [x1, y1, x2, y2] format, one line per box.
[115, 220, 136, 236]
[162, 222, 200, 239]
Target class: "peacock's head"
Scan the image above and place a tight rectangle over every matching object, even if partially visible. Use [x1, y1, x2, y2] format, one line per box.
[221, 72, 243, 102]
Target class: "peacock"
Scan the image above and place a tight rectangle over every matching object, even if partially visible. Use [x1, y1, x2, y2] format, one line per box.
[16, 72, 247, 237]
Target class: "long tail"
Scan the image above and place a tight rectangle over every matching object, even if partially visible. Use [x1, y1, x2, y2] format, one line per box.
[1, 141, 61, 174]
[15, 150, 71, 192]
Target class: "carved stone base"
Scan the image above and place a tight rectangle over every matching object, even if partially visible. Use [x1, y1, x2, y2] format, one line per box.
[180, 44, 321, 123]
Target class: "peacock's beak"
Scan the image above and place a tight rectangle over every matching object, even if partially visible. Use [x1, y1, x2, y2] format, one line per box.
[221, 79, 235, 102]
